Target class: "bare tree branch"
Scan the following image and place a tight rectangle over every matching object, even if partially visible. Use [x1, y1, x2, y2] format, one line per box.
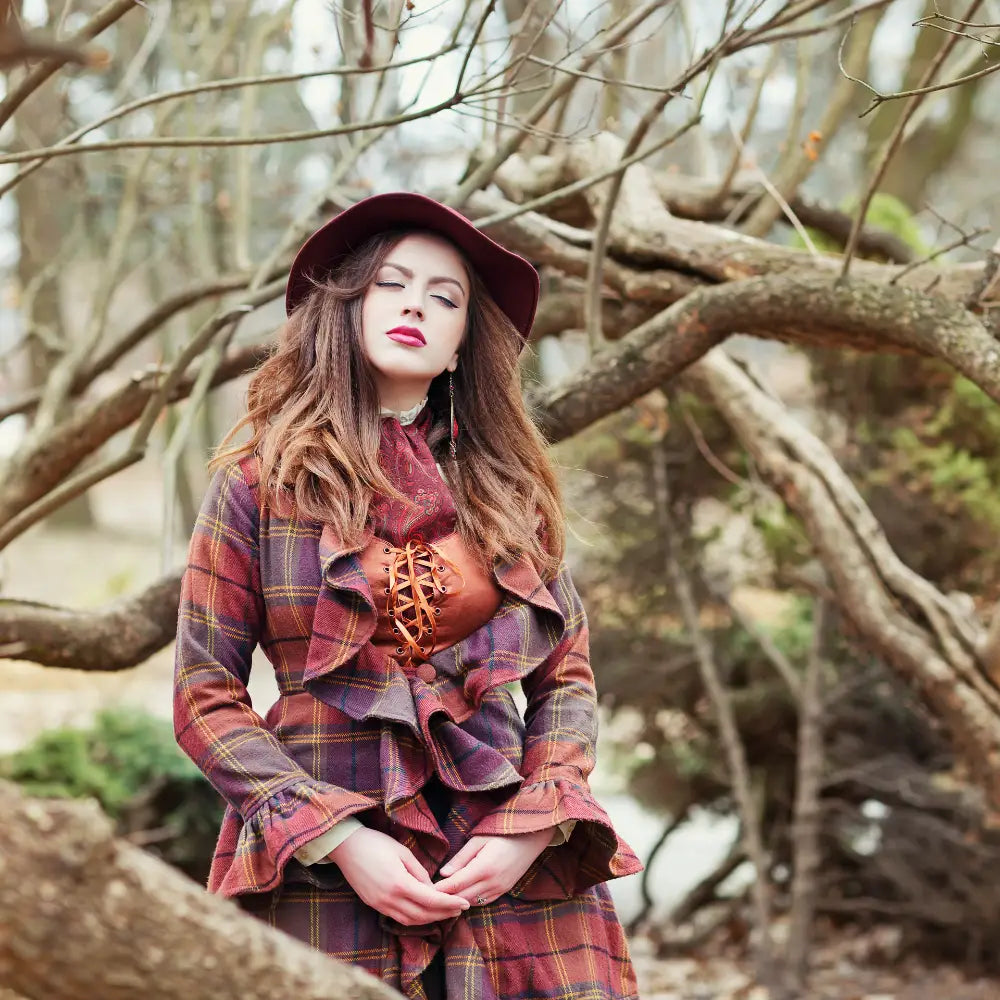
[0, 88, 481, 165]
[0, 329, 274, 552]
[741, 5, 882, 239]
[0, 0, 135, 128]
[0, 272, 272, 422]
[0, 45, 457, 198]
[449, 0, 665, 206]
[0, 2, 95, 69]
[781, 599, 827, 996]
[0, 572, 182, 670]
[839, 0, 982, 276]
[652, 409, 777, 986]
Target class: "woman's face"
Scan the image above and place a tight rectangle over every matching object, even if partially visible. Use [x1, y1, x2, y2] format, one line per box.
[360, 232, 469, 407]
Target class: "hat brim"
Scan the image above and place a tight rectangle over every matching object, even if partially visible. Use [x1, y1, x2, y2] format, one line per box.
[284, 192, 539, 343]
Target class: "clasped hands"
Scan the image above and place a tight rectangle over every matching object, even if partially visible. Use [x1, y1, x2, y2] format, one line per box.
[327, 825, 552, 926]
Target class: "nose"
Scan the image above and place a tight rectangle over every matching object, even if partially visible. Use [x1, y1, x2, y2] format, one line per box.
[402, 295, 425, 321]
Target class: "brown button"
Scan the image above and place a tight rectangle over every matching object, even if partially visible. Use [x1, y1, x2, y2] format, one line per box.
[416, 663, 436, 683]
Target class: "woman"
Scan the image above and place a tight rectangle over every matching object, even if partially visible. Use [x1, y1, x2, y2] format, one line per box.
[173, 192, 642, 999]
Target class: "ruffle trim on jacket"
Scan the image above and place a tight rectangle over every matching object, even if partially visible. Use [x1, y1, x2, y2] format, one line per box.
[469, 775, 642, 900]
[207, 777, 378, 897]
[301, 522, 567, 755]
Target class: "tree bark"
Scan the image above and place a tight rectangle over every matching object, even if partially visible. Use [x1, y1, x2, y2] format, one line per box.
[0, 780, 403, 1000]
[0, 572, 182, 670]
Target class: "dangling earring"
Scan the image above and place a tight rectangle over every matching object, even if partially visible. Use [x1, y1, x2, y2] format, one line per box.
[449, 369, 458, 459]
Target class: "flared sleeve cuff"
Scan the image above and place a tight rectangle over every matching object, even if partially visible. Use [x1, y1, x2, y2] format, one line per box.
[215, 778, 378, 896]
[468, 776, 643, 900]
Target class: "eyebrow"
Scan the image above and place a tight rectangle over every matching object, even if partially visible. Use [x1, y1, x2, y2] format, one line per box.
[381, 261, 467, 298]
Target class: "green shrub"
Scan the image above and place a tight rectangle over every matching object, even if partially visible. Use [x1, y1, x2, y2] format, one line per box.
[0, 707, 198, 816]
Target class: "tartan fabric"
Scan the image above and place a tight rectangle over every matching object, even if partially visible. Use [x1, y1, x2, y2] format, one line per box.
[237, 879, 637, 1000]
[173, 453, 642, 998]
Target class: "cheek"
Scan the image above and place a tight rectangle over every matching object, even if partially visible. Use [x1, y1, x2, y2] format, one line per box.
[447, 308, 468, 350]
[360, 296, 381, 343]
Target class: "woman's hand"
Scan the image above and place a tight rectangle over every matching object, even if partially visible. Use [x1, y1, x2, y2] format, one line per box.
[433, 829, 553, 906]
[327, 827, 470, 925]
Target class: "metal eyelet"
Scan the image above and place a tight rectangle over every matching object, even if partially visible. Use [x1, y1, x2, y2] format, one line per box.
[441, 586, 447, 593]
[434, 607, 441, 616]
[392, 627, 399, 634]
[384, 588, 390, 595]
[438, 565, 444, 571]
[383, 547, 391, 554]
[395, 646, 403, 654]
[384, 567, 389, 573]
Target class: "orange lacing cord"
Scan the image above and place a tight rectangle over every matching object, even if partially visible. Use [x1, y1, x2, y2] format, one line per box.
[380, 535, 466, 664]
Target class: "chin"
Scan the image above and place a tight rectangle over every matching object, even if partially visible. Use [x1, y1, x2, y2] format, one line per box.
[368, 354, 440, 383]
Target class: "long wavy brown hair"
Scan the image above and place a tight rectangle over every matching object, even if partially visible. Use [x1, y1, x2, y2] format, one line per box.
[213, 229, 565, 581]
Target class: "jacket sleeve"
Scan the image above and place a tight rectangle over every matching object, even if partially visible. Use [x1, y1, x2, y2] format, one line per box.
[173, 462, 378, 889]
[467, 561, 642, 898]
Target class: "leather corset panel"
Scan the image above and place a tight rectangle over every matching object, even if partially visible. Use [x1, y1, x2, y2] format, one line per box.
[358, 530, 503, 674]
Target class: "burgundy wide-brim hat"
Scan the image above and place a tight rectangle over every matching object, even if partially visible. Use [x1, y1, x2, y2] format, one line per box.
[284, 191, 539, 345]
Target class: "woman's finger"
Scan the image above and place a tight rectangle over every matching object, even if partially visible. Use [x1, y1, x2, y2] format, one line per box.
[457, 881, 494, 906]
[391, 900, 447, 926]
[400, 852, 433, 885]
[434, 854, 491, 895]
[388, 893, 464, 925]
[400, 875, 471, 913]
[439, 837, 485, 877]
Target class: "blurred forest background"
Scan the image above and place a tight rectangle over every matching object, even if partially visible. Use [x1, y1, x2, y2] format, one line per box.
[3, 1, 1000, 998]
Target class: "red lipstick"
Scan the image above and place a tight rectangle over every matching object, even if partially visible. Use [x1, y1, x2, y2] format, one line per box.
[386, 325, 426, 347]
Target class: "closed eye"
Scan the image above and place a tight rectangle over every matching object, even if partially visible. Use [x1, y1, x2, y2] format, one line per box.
[375, 280, 403, 289]
[433, 294, 458, 309]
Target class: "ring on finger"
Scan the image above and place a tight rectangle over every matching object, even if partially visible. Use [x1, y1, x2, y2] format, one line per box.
[476, 895, 485, 905]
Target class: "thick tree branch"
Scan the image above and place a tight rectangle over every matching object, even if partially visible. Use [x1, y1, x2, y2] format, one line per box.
[495, 159, 918, 264]
[0, 572, 182, 670]
[0, 781, 403, 1000]
[467, 177, 982, 304]
[534, 271, 1000, 445]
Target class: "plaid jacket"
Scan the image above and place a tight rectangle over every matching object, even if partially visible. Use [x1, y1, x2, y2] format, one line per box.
[173, 456, 642, 998]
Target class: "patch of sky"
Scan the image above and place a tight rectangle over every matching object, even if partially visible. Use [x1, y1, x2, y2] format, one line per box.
[20, 0, 48, 28]
[287, 0, 490, 191]
[870, 0, 926, 94]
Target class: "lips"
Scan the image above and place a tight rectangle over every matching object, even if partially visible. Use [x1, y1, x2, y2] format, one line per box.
[386, 326, 426, 347]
